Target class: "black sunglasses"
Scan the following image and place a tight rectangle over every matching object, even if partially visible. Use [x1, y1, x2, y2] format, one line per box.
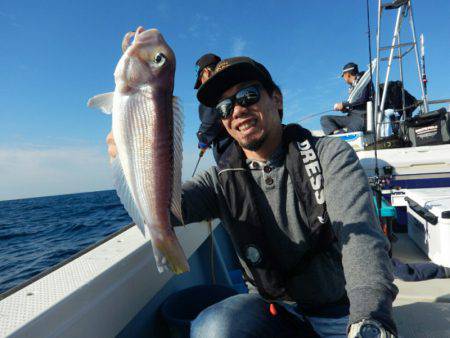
[215, 84, 262, 119]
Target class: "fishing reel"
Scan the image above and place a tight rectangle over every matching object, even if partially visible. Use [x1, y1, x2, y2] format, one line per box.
[368, 176, 390, 191]
[368, 166, 393, 192]
[368, 176, 381, 190]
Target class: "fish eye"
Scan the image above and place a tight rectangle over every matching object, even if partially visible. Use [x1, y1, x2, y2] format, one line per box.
[153, 52, 167, 66]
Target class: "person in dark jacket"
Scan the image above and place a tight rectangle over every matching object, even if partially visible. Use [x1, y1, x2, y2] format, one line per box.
[194, 53, 233, 162]
[192, 57, 397, 337]
[321, 62, 373, 135]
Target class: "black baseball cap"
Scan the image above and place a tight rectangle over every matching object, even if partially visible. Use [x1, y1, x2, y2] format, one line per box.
[341, 62, 359, 77]
[194, 53, 221, 89]
[197, 56, 275, 107]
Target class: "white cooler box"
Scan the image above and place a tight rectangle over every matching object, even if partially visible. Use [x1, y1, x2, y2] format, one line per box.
[405, 188, 450, 267]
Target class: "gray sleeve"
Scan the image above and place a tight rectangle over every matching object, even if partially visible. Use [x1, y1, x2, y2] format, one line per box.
[317, 137, 398, 334]
[171, 167, 222, 226]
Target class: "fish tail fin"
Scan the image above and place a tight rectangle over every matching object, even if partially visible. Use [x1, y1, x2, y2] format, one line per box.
[150, 227, 190, 275]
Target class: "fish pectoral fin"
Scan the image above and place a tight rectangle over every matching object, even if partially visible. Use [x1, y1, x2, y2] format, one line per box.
[87, 92, 114, 114]
[170, 203, 183, 226]
[111, 156, 147, 237]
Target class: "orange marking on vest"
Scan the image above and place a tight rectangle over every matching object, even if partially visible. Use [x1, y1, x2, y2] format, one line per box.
[269, 303, 278, 316]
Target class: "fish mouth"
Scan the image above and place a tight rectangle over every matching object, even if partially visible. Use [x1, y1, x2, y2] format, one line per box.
[121, 27, 163, 53]
[116, 26, 175, 91]
[122, 31, 136, 53]
[135, 28, 165, 47]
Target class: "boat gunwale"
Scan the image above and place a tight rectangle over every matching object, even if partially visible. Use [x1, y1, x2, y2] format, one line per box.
[0, 223, 135, 301]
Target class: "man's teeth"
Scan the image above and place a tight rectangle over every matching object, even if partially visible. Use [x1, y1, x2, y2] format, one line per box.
[238, 120, 256, 131]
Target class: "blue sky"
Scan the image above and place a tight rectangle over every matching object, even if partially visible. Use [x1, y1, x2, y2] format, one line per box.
[1, 0, 449, 200]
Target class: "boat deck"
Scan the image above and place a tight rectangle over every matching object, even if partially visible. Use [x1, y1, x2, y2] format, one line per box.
[1, 224, 449, 337]
[393, 234, 450, 337]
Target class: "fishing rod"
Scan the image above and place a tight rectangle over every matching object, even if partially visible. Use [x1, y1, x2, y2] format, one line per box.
[367, 0, 383, 222]
[298, 109, 334, 123]
[386, 98, 450, 115]
[192, 147, 207, 177]
[420, 34, 428, 105]
[191, 144, 216, 284]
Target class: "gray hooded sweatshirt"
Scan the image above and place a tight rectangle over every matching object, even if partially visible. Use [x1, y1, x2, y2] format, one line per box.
[175, 136, 398, 334]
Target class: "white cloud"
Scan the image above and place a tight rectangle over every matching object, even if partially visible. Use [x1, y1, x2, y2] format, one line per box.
[0, 10, 22, 28]
[0, 145, 113, 201]
[186, 13, 220, 46]
[156, 1, 170, 18]
[231, 37, 246, 56]
[0, 143, 217, 201]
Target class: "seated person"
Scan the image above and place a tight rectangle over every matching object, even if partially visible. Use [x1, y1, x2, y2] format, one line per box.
[321, 62, 373, 135]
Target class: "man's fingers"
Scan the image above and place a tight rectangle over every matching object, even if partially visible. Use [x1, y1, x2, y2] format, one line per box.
[106, 131, 115, 145]
[108, 145, 117, 159]
[333, 103, 344, 111]
[106, 131, 117, 159]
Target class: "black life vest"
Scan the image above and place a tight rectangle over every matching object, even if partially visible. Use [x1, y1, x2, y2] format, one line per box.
[217, 124, 335, 299]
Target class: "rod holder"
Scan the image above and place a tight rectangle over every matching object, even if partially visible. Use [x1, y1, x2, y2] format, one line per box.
[366, 101, 374, 132]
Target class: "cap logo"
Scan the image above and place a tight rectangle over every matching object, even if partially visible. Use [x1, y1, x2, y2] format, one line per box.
[215, 61, 230, 72]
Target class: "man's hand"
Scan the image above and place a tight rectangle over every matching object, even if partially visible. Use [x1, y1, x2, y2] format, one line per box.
[106, 131, 117, 159]
[333, 102, 344, 111]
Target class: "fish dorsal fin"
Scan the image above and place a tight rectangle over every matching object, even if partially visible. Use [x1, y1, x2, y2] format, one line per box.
[170, 96, 184, 224]
[111, 155, 149, 238]
[87, 92, 114, 114]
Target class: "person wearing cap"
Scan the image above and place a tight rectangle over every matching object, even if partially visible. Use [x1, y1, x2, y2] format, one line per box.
[193, 57, 396, 337]
[320, 62, 373, 135]
[194, 53, 221, 90]
[194, 53, 233, 162]
[107, 57, 398, 337]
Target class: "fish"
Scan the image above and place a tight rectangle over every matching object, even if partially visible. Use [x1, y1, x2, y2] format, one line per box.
[87, 27, 189, 274]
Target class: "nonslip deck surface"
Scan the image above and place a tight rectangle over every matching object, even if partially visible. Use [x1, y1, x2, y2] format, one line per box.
[392, 234, 450, 337]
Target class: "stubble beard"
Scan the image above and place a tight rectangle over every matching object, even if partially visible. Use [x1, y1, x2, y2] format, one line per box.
[239, 133, 268, 151]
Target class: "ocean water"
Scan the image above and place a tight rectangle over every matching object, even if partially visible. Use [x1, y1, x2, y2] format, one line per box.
[0, 190, 131, 295]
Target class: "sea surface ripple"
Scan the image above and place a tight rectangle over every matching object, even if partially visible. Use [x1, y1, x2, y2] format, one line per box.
[0, 190, 131, 294]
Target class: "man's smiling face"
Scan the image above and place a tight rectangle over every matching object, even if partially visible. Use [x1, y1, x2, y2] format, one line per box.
[219, 81, 282, 152]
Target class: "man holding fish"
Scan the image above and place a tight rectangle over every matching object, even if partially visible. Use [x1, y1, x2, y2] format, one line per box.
[100, 28, 397, 337]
